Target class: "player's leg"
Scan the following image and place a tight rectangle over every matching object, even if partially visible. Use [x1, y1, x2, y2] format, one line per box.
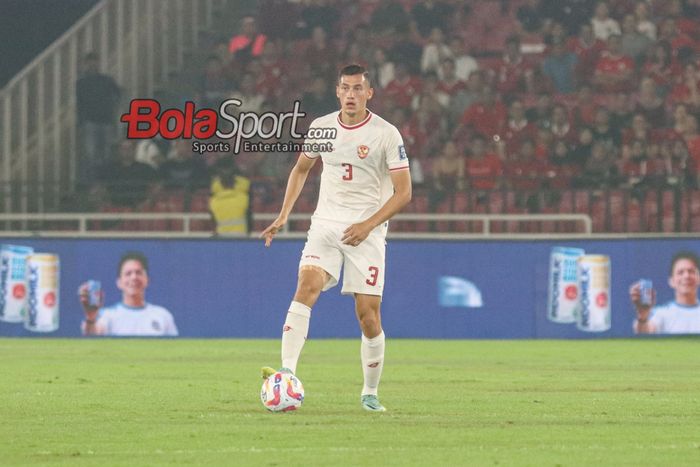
[279, 265, 328, 373]
[263, 223, 342, 379]
[354, 293, 386, 411]
[340, 233, 387, 411]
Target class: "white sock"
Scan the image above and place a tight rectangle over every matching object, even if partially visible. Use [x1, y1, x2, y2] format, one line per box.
[361, 331, 385, 396]
[281, 301, 310, 374]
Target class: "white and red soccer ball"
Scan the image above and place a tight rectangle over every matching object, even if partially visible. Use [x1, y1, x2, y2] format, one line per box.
[260, 372, 304, 412]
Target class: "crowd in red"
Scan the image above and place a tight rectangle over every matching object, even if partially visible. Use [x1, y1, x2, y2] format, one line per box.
[95, 0, 700, 232]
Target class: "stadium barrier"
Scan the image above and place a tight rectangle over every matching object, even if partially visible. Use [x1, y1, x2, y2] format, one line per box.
[0, 212, 592, 237]
[1, 236, 698, 339]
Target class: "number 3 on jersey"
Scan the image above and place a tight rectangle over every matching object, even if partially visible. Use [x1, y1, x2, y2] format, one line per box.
[342, 163, 353, 181]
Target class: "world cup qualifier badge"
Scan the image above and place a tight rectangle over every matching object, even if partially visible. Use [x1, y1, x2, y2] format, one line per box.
[357, 145, 370, 159]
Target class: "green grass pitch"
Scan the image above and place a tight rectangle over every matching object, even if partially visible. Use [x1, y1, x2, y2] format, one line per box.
[1, 338, 699, 466]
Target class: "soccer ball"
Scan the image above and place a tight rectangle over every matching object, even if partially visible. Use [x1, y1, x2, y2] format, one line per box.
[260, 372, 304, 412]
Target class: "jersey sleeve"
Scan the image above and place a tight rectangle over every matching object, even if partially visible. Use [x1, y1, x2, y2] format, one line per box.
[648, 305, 666, 333]
[163, 309, 179, 336]
[384, 125, 410, 172]
[301, 117, 322, 160]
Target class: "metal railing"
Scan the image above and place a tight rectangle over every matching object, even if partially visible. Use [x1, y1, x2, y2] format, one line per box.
[0, 0, 225, 214]
[0, 212, 592, 238]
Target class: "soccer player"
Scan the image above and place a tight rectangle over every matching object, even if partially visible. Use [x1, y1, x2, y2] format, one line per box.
[630, 251, 700, 334]
[80, 251, 178, 336]
[260, 64, 412, 412]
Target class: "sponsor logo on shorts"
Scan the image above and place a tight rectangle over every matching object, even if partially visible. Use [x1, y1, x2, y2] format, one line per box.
[304, 255, 320, 260]
[283, 325, 292, 332]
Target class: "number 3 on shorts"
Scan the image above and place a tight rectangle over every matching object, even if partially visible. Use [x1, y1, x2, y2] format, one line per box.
[366, 266, 379, 286]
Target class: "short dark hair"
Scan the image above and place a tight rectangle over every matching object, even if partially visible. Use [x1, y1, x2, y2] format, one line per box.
[338, 64, 371, 86]
[669, 251, 700, 276]
[118, 251, 149, 276]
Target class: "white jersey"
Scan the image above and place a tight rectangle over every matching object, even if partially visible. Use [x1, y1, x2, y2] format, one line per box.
[648, 301, 700, 334]
[303, 110, 409, 234]
[96, 302, 178, 336]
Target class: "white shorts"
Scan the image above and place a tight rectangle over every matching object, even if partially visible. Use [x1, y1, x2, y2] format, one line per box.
[299, 220, 386, 297]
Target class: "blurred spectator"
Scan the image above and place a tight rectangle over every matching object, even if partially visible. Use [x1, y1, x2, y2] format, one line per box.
[370, 1, 409, 36]
[668, 62, 700, 109]
[568, 23, 605, 85]
[209, 158, 251, 235]
[228, 16, 267, 64]
[502, 99, 537, 153]
[465, 136, 503, 191]
[516, 0, 546, 34]
[635, 76, 667, 128]
[304, 26, 337, 82]
[370, 48, 395, 89]
[681, 115, 700, 179]
[411, 1, 453, 38]
[549, 139, 582, 187]
[100, 140, 159, 207]
[160, 140, 209, 190]
[449, 70, 484, 124]
[200, 55, 235, 107]
[550, 104, 577, 144]
[657, 17, 697, 58]
[540, 0, 595, 36]
[593, 34, 635, 93]
[135, 139, 167, 171]
[670, 103, 691, 136]
[384, 62, 422, 109]
[578, 140, 618, 188]
[591, 106, 622, 150]
[642, 41, 678, 94]
[608, 92, 634, 129]
[505, 138, 550, 192]
[410, 72, 444, 112]
[76, 52, 121, 188]
[633, 0, 656, 40]
[447, 37, 478, 82]
[495, 35, 534, 97]
[570, 126, 595, 167]
[302, 76, 336, 120]
[542, 38, 579, 93]
[590, 1, 620, 41]
[421, 27, 452, 74]
[436, 59, 465, 104]
[430, 141, 465, 209]
[230, 73, 266, 113]
[620, 13, 653, 63]
[459, 85, 507, 139]
[571, 84, 598, 126]
[297, 0, 340, 37]
[390, 27, 423, 74]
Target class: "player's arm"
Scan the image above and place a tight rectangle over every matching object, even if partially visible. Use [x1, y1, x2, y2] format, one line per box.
[260, 153, 318, 247]
[78, 282, 106, 336]
[342, 169, 412, 246]
[629, 281, 657, 334]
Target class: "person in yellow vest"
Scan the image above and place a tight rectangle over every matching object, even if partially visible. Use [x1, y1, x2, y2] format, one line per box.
[209, 159, 251, 235]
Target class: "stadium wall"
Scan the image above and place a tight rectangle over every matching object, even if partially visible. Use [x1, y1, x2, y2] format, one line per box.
[1, 237, 698, 338]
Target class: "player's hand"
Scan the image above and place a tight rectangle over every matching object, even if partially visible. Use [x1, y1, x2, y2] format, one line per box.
[77, 282, 102, 320]
[342, 222, 372, 247]
[260, 216, 286, 247]
[629, 281, 655, 319]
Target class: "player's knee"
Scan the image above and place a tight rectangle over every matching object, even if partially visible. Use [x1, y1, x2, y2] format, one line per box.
[294, 276, 323, 302]
[358, 311, 381, 335]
